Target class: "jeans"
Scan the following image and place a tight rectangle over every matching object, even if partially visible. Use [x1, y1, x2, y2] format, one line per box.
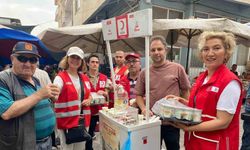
[241, 119, 250, 150]
[161, 125, 180, 150]
[85, 115, 99, 150]
[36, 136, 52, 150]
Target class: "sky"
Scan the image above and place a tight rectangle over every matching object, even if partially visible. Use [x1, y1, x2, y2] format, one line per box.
[0, 0, 56, 25]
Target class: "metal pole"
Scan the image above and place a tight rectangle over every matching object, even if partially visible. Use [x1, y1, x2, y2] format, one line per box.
[170, 31, 173, 62]
[186, 29, 191, 74]
[145, 36, 150, 121]
[105, 40, 117, 103]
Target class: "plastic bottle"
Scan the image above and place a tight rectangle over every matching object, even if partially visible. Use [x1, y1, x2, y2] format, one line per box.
[114, 85, 128, 110]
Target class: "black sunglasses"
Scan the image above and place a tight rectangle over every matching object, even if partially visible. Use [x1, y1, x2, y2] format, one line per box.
[16, 55, 38, 64]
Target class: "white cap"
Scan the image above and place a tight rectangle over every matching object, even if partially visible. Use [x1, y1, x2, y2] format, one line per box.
[67, 47, 84, 59]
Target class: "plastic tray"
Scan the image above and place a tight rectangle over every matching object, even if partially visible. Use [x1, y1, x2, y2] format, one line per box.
[160, 116, 201, 126]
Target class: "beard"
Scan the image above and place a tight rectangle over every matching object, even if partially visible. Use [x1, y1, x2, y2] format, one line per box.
[152, 56, 164, 63]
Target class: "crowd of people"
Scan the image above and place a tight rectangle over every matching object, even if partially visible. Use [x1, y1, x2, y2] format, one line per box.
[0, 31, 249, 150]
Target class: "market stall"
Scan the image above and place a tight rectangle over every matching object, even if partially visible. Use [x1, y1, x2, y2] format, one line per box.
[100, 9, 161, 150]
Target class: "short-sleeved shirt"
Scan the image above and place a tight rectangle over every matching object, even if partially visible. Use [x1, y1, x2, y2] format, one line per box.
[33, 68, 51, 87]
[0, 78, 55, 140]
[136, 61, 191, 109]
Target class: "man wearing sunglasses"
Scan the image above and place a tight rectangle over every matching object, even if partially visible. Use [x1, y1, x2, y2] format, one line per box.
[0, 41, 60, 150]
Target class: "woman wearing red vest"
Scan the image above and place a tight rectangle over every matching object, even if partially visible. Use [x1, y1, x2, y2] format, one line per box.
[53, 47, 92, 150]
[166, 31, 242, 150]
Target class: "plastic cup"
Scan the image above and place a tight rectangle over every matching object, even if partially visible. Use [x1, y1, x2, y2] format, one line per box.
[174, 107, 184, 119]
[138, 114, 144, 122]
[182, 108, 192, 121]
[163, 105, 174, 118]
[192, 109, 202, 122]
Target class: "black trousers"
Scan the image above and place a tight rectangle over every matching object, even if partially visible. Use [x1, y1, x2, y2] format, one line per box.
[161, 125, 180, 150]
[85, 115, 99, 150]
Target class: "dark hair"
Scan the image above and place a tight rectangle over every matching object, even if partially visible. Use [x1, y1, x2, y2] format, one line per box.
[150, 35, 168, 49]
[87, 54, 99, 63]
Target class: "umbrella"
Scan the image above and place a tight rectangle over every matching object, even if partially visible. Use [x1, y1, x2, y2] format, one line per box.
[37, 22, 145, 55]
[0, 25, 58, 65]
[153, 18, 250, 73]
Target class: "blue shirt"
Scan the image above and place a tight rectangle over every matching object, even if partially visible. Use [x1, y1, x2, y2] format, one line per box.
[0, 78, 55, 140]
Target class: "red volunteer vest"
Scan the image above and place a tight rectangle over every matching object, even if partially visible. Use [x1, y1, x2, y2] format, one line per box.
[185, 65, 242, 150]
[114, 65, 128, 83]
[88, 73, 108, 115]
[119, 75, 131, 100]
[108, 65, 128, 108]
[54, 71, 91, 129]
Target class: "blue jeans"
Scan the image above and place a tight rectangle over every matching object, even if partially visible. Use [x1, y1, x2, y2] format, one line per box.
[36, 136, 52, 150]
[241, 120, 250, 150]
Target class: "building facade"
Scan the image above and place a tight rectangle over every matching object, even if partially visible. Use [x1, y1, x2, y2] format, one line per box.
[55, 0, 250, 78]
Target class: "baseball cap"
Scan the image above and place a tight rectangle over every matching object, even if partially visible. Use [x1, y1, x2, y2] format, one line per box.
[125, 53, 140, 60]
[67, 47, 84, 59]
[12, 41, 41, 57]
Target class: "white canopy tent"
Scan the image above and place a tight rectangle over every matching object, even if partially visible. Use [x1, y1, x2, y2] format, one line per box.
[36, 22, 144, 54]
[36, 18, 250, 54]
[153, 18, 250, 48]
[153, 18, 250, 73]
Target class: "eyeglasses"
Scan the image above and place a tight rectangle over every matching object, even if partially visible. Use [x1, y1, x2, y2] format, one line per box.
[16, 55, 38, 64]
[126, 60, 140, 64]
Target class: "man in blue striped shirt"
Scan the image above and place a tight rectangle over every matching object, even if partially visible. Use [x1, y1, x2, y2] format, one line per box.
[0, 42, 60, 150]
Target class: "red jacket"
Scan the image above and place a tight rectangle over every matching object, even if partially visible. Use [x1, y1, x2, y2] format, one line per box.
[185, 65, 242, 150]
[109, 65, 128, 108]
[88, 73, 108, 115]
[114, 65, 128, 83]
[54, 71, 91, 129]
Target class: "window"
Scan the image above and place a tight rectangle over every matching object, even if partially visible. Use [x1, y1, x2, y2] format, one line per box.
[195, 11, 228, 19]
[237, 44, 248, 65]
[152, 6, 184, 19]
[209, 14, 223, 18]
[75, 0, 81, 14]
[169, 9, 183, 19]
[195, 12, 208, 19]
[240, 19, 250, 24]
[152, 6, 168, 19]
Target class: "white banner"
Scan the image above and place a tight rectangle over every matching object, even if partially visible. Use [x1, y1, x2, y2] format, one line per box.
[102, 9, 152, 40]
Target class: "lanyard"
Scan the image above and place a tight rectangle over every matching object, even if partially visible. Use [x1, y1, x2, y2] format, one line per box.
[78, 73, 84, 115]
